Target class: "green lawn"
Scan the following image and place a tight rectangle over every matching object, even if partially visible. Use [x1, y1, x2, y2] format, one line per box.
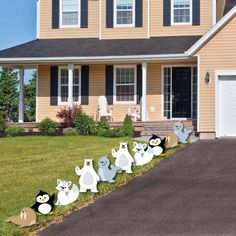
[0, 136, 184, 236]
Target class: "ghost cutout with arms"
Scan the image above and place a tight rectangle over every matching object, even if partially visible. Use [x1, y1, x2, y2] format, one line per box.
[75, 159, 100, 193]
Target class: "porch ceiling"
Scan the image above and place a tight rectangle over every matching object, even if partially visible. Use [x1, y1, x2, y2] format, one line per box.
[0, 36, 201, 65]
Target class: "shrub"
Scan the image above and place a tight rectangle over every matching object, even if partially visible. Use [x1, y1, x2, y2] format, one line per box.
[0, 118, 7, 133]
[5, 126, 25, 135]
[73, 113, 97, 135]
[123, 114, 134, 137]
[57, 105, 82, 128]
[63, 127, 78, 136]
[115, 128, 126, 138]
[37, 118, 58, 134]
[97, 121, 109, 130]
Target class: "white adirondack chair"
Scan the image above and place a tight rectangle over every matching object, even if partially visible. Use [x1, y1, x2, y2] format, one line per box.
[128, 106, 141, 122]
[96, 96, 113, 121]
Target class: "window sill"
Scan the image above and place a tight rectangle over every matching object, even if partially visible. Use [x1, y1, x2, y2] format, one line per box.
[114, 24, 135, 28]
[59, 25, 81, 29]
[171, 22, 193, 26]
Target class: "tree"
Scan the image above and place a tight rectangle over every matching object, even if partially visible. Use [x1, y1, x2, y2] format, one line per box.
[24, 71, 36, 122]
[0, 67, 18, 121]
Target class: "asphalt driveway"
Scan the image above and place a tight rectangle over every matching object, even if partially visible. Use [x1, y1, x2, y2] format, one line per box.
[38, 140, 236, 236]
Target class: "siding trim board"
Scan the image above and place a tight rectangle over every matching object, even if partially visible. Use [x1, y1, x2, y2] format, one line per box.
[187, 5, 236, 55]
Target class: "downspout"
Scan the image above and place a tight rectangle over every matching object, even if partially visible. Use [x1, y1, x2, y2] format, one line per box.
[212, 0, 216, 25]
[99, 0, 102, 40]
[147, 0, 150, 38]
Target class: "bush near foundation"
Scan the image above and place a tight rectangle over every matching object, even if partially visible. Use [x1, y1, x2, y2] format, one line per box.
[37, 118, 58, 134]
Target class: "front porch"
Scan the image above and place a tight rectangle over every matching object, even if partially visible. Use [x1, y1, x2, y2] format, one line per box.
[13, 62, 197, 125]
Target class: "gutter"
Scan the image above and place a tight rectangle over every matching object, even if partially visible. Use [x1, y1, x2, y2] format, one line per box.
[0, 54, 192, 65]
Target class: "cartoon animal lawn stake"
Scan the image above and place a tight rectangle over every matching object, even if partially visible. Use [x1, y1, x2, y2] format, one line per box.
[31, 190, 55, 215]
[55, 179, 79, 206]
[5, 208, 37, 228]
[164, 132, 179, 149]
[133, 142, 154, 166]
[111, 142, 134, 173]
[75, 159, 100, 193]
[148, 135, 166, 156]
[173, 121, 191, 144]
[98, 155, 121, 183]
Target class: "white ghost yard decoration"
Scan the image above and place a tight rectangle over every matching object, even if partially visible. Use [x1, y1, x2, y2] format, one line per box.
[55, 179, 79, 206]
[75, 159, 100, 193]
[111, 142, 134, 173]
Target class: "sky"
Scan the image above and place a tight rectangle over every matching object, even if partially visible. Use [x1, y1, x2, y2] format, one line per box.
[0, 0, 37, 82]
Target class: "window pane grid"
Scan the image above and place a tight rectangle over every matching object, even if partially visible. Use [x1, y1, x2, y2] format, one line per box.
[116, 0, 133, 25]
[163, 67, 171, 119]
[60, 68, 80, 103]
[173, 0, 191, 23]
[116, 67, 135, 102]
[62, 0, 79, 26]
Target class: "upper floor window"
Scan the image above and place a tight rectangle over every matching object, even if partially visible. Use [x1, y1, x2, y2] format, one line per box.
[60, 0, 80, 28]
[171, 0, 192, 25]
[114, 0, 135, 27]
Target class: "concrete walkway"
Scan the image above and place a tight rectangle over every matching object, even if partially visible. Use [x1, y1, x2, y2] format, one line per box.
[38, 140, 236, 236]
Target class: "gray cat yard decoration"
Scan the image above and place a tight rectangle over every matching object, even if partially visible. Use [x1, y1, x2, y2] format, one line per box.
[111, 142, 134, 173]
[173, 121, 191, 144]
[98, 156, 120, 183]
[75, 159, 100, 193]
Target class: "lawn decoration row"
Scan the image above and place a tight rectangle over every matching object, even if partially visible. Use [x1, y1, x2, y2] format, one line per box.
[6, 129, 185, 228]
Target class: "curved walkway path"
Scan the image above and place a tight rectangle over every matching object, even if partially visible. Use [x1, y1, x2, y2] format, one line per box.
[39, 140, 236, 236]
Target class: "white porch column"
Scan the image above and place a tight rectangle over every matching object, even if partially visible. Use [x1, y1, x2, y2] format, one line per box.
[68, 64, 74, 107]
[141, 62, 147, 121]
[18, 69, 24, 123]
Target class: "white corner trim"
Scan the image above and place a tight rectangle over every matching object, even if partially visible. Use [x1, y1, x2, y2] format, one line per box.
[36, 65, 39, 122]
[99, 0, 102, 40]
[36, 0, 40, 39]
[197, 55, 200, 132]
[212, 0, 216, 26]
[147, 0, 150, 39]
[215, 70, 236, 138]
[187, 5, 236, 55]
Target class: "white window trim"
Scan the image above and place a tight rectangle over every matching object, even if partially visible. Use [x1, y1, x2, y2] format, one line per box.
[58, 66, 81, 105]
[161, 65, 197, 120]
[171, 0, 192, 26]
[113, 65, 137, 105]
[114, 0, 135, 28]
[59, 0, 81, 28]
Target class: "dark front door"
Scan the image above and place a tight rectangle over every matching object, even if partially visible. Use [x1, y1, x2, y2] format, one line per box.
[172, 67, 191, 118]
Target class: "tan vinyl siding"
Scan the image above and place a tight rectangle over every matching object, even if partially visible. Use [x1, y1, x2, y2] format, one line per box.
[101, 0, 148, 39]
[40, 0, 212, 40]
[40, 0, 99, 39]
[37, 61, 196, 122]
[216, 0, 226, 22]
[150, 0, 212, 37]
[196, 15, 236, 132]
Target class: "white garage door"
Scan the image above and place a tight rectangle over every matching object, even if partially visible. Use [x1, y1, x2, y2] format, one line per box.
[219, 76, 236, 137]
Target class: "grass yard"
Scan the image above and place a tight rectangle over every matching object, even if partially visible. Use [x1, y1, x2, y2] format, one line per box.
[0, 136, 185, 236]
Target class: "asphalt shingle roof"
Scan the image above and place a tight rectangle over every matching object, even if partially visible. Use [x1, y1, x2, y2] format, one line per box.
[0, 36, 201, 59]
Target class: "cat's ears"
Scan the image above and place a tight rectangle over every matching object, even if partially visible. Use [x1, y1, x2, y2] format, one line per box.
[133, 142, 138, 147]
[142, 143, 147, 149]
[57, 179, 61, 185]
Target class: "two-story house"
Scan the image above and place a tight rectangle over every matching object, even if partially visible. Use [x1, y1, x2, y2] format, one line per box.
[0, 0, 235, 139]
